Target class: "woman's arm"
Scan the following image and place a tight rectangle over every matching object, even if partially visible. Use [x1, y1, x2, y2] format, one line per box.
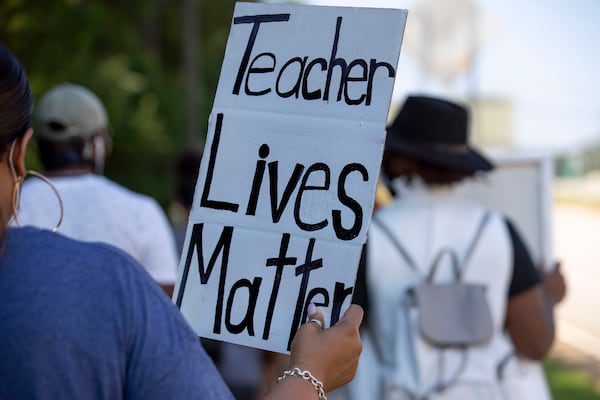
[265, 304, 363, 399]
[506, 285, 555, 360]
[504, 218, 560, 360]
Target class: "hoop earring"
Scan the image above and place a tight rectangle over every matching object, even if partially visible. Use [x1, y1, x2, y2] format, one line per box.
[8, 139, 18, 181]
[11, 170, 64, 232]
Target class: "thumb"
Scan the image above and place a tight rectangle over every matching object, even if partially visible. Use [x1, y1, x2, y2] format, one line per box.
[335, 304, 364, 329]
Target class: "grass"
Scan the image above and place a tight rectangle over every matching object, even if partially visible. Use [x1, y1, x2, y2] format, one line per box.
[544, 359, 600, 400]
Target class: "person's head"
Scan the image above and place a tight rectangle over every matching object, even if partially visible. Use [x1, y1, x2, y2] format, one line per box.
[174, 149, 202, 212]
[34, 83, 111, 175]
[382, 95, 493, 189]
[0, 44, 34, 235]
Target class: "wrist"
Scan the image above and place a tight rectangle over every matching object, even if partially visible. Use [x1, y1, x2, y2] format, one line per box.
[277, 367, 327, 400]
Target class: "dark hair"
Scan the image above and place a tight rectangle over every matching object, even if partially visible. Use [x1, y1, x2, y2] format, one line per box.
[383, 151, 477, 188]
[37, 138, 95, 171]
[0, 44, 33, 157]
[0, 44, 33, 244]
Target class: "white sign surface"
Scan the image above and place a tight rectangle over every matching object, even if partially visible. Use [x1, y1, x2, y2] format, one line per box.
[174, 2, 407, 353]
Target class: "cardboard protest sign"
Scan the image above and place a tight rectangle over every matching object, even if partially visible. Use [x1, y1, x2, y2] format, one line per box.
[174, 2, 407, 354]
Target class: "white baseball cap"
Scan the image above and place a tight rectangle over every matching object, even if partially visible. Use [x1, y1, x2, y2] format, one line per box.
[35, 83, 108, 141]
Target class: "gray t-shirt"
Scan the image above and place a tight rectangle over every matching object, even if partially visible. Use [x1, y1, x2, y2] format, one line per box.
[0, 227, 233, 399]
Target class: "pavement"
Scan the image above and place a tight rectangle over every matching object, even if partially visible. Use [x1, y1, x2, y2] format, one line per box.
[549, 175, 600, 392]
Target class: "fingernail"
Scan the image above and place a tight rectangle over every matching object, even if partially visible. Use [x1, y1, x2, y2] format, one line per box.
[308, 303, 317, 317]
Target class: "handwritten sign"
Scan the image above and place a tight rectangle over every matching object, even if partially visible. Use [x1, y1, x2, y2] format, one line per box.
[174, 2, 407, 354]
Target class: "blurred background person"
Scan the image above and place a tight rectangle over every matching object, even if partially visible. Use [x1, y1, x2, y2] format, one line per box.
[337, 95, 565, 400]
[18, 83, 179, 296]
[171, 149, 203, 254]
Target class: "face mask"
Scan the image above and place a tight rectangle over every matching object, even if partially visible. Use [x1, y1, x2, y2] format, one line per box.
[389, 176, 410, 197]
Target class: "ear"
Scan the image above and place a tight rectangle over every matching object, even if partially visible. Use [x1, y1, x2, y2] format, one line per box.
[12, 128, 33, 178]
[102, 130, 113, 157]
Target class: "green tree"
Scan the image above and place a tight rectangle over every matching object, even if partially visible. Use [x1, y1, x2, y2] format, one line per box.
[0, 0, 251, 207]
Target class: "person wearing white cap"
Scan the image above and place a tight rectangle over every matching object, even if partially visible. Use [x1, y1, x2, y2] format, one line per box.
[18, 83, 179, 296]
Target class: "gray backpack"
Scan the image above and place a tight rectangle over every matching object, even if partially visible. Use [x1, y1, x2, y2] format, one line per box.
[372, 213, 494, 397]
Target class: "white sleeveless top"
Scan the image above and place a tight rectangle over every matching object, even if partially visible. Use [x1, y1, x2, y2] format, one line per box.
[336, 181, 516, 400]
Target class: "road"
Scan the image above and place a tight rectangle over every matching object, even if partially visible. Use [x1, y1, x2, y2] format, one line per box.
[553, 202, 600, 360]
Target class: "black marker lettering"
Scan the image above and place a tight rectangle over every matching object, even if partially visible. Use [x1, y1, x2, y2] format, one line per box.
[344, 59, 368, 105]
[275, 56, 306, 98]
[294, 163, 330, 231]
[200, 113, 240, 212]
[302, 58, 327, 100]
[232, 15, 396, 105]
[366, 59, 395, 105]
[246, 144, 270, 216]
[263, 233, 298, 340]
[330, 282, 354, 326]
[332, 163, 368, 240]
[269, 161, 305, 223]
[302, 288, 329, 324]
[323, 16, 347, 102]
[225, 277, 262, 335]
[245, 53, 276, 96]
[287, 238, 323, 350]
[174, 223, 233, 335]
[233, 14, 291, 95]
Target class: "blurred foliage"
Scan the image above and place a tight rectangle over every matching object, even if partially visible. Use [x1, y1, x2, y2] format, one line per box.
[544, 359, 600, 399]
[1, 0, 253, 208]
[555, 141, 600, 177]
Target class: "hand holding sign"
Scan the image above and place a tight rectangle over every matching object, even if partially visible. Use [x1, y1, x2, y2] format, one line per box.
[262, 304, 363, 399]
[288, 304, 364, 393]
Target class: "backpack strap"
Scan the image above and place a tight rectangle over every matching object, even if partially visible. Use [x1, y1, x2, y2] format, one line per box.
[460, 212, 492, 278]
[425, 212, 491, 282]
[372, 215, 421, 279]
[373, 212, 491, 281]
[369, 216, 420, 370]
[426, 247, 461, 283]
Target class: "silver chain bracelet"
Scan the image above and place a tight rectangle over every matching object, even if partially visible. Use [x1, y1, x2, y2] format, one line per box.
[277, 367, 327, 400]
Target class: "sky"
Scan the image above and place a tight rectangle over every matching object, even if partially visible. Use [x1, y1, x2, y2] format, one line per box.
[262, 0, 600, 153]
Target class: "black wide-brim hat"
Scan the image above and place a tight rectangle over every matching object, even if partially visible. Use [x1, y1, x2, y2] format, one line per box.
[385, 95, 494, 172]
